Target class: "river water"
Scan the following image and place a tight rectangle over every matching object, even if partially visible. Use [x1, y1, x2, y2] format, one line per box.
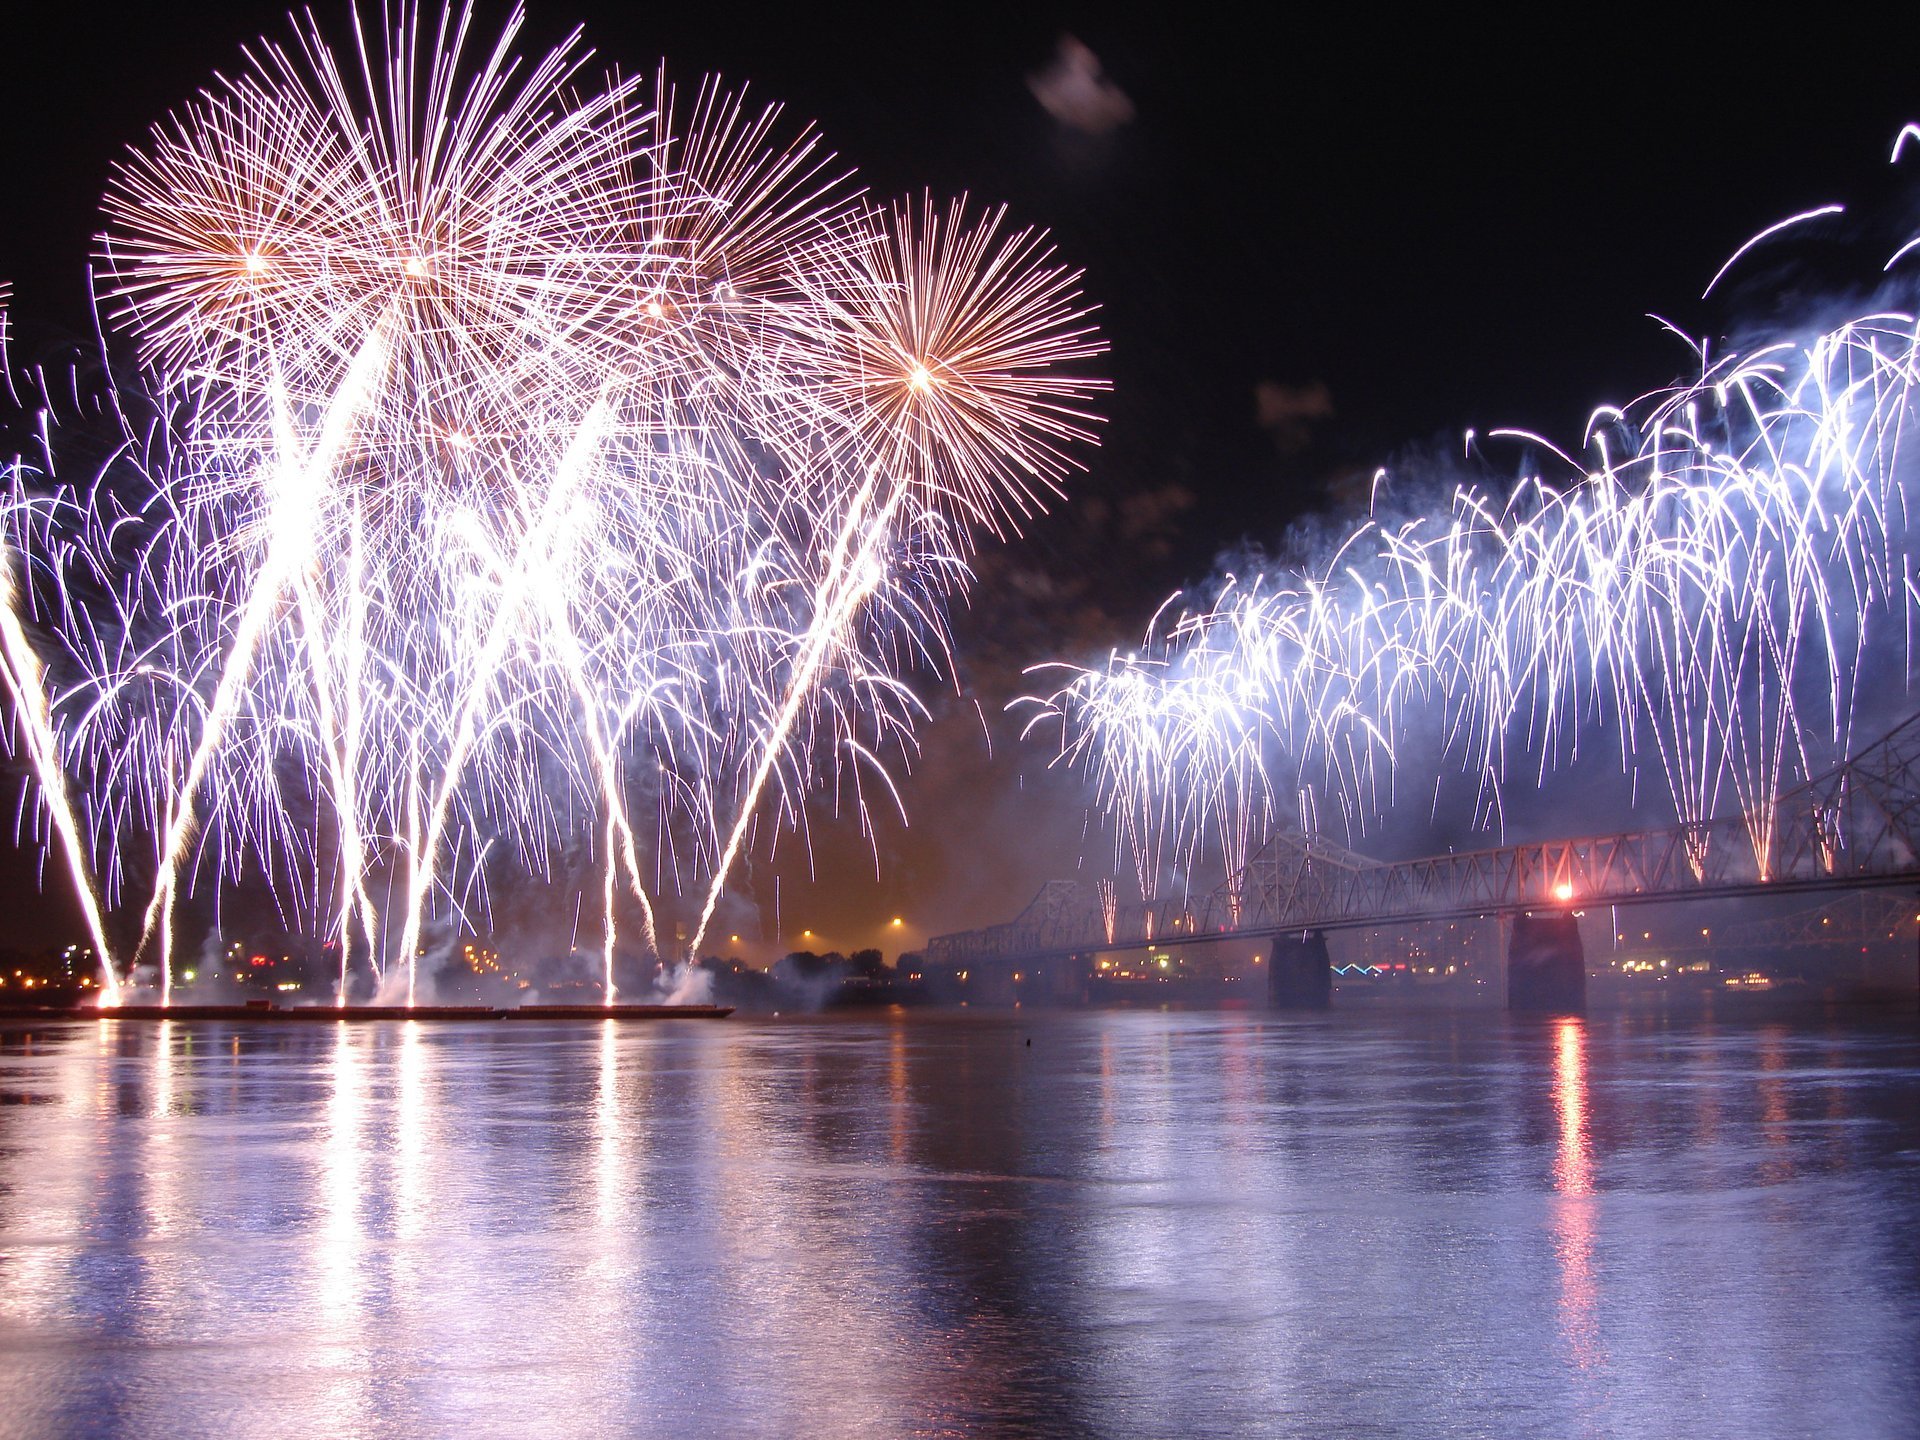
[0, 1007, 1915, 1439]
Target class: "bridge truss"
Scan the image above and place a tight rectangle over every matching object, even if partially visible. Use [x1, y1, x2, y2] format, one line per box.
[927, 713, 1920, 969]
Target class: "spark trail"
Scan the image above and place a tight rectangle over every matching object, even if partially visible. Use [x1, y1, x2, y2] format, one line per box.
[1024, 211, 1920, 902]
[0, 543, 119, 1002]
[0, 2, 1105, 1001]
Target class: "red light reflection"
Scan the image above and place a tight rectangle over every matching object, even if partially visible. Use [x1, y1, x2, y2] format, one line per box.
[1550, 1017, 1606, 1373]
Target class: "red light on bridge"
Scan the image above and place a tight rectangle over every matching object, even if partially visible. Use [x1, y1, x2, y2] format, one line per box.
[1553, 882, 1574, 903]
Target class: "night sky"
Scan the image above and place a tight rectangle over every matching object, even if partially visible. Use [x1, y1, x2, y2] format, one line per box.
[5, 2, 1920, 957]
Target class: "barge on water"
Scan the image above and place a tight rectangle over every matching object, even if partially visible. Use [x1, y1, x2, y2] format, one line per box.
[30, 1002, 736, 1022]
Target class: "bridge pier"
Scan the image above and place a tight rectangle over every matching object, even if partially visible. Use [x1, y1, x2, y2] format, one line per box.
[965, 965, 1019, 1006]
[1507, 912, 1585, 1013]
[1040, 953, 1094, 1005]
[1268, 930, 1332, 1009]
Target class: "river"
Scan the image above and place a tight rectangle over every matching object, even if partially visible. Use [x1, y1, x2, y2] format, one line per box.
[1, 1007, 1916, 1438]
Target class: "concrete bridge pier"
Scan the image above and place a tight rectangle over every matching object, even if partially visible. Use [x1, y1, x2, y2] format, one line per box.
[1039, 953, 1094, 1005]
[1268, 930, 1332, 1009]
[966, 965, 1019, 1006]
[1507, 912, 1585, 1013]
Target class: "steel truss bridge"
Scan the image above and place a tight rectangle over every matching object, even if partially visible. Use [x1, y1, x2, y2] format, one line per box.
[1710, 890, 1918, 953]
[927, 713, 1920, 970]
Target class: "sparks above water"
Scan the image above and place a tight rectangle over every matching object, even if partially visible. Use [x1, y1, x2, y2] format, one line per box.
[0, 2, 1106, 1003]
[1022, 178, 1920, 903]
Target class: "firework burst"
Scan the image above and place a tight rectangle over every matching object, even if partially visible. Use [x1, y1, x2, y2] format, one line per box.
[2, 2, 1105, 1003]
[1023, 193, 1920, 903]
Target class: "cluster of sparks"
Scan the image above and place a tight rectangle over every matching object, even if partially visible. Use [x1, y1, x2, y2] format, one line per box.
[1026, 181, 1920, 909]
[0, 3, 1105, 1005]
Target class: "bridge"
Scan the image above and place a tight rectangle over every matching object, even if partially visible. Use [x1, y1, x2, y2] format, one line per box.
[928, 713, 1920, 1011]
[1712, 889, 1918, 953]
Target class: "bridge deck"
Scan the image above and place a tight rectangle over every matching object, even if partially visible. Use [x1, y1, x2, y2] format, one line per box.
[929, 714, 1920, 969]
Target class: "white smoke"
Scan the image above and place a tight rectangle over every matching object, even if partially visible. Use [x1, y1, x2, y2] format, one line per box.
[1028, 36, 1134, 137]
[654, 961, 715, 1005]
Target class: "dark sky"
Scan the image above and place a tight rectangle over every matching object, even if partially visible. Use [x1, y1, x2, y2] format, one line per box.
[5, 2, 1920, 957]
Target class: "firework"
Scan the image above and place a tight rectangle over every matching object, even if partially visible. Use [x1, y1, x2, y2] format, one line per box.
[1023, 192, 1920, 903]
[2, 2, 1105, 1003]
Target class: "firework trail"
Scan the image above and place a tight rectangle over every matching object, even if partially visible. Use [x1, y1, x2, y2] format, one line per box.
[0, 3, 1105, 1000]
[687, 196, 1105, 954]
[1024, 189, 1920, 902]
[0, 535, 120, 1001]
[0, 298, 120, 995]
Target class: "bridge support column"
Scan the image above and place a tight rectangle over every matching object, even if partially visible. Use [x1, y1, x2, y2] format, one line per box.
[966, 965, 1019, 1006]
[1507, 912, 1585, 1013]
[1268, 930, 1332, 1009]
[1040, 953, 1093, 1005]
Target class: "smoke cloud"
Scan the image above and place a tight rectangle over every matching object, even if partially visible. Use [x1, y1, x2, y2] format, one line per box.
[1028, 37, 1135, 137]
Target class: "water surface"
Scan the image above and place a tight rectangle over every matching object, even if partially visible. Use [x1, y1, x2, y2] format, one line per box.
[1, 1008, 1916, 1438]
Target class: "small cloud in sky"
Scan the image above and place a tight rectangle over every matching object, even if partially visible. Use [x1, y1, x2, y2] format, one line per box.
[1255, 379, 1334, 453]
[1028, 35, 1134, 137]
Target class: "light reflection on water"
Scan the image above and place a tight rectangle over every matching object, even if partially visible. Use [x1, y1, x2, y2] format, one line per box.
[0, 1009, 1916, 1439]
[1550, 1018, 1602, 1388]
